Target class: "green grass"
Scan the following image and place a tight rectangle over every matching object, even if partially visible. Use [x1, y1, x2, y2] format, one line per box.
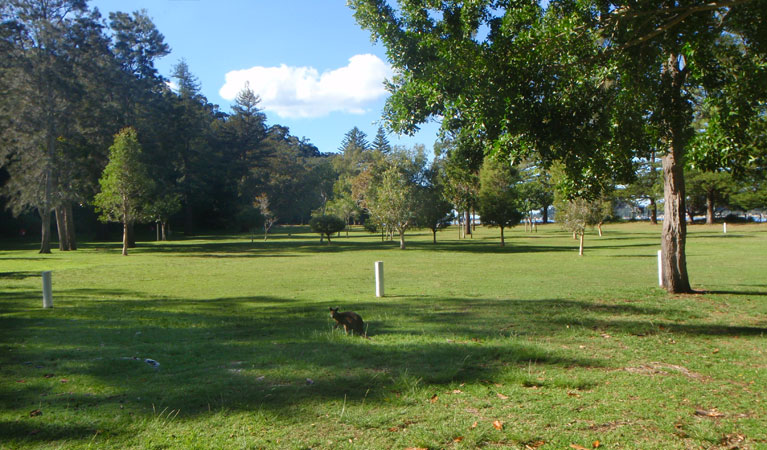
[1, 223, 766, 449]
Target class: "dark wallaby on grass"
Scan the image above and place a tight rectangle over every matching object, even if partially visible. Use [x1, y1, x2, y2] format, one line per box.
[329, 307, 366, 337]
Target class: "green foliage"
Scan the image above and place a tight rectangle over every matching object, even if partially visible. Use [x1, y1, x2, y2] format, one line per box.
[93, 127, 153, 225]
[309, 214, 346, 243]
[477, 157, 523, 245]
[414, 169, 454, 243]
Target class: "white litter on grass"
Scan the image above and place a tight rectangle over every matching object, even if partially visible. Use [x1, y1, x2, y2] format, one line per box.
[145, 359, 160, 369]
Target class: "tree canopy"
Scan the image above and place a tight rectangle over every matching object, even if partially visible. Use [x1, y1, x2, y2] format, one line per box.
[349, 0, 767, 292]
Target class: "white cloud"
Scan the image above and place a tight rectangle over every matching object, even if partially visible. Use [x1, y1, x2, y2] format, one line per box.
[219, 54, 392, 119]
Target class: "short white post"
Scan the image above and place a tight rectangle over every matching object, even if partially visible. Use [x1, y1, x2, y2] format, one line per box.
[723, 222, 727, 234]
[42, 271, 53, 308]
[375, 261, 384, 298]
[657, 250, 663, 287]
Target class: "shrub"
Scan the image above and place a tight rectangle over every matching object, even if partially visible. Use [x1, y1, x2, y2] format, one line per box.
[309, 215, 346, 243]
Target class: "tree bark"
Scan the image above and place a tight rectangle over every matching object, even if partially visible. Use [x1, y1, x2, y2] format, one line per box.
[39, 206, 52, 254]
[541, 205, 549, 224]
[399, 228, 406, 249]
[55, 205, 70, 251]
[464, 210, 471, 236]
[579, 232, 584, 256]
[122, 198, 129, 256]
[650, 198, 658, 225]
[500, 227, 505, 246]
[705, 189, 715, 225]
[65, 203, 76, 250]
[660, 51, 693, 294]
[432, 229, 437, 244]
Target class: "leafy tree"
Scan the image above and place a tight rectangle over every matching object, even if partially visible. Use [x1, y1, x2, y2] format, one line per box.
[0, 0, 108, 253]
[363, 161, 417, 249]
[555, 197, 612, 256]
[93, 127, 153, 256]
[254, 193, 277, 241]
[730, 175, 767, 220]
[617, 156, 663, 224]
[518, 161, 554, 228]
[350, 0, 767, 293]
[145, 192, 181, 241]
[415, 159, 454, 244]
[477, 158, 523, 247]
[309, 215, 346, 244]
[215, 83, 268, 211]
[685, 168, 733, 224]
[326, 195, 358, 237]
[438, 140, 479, 238]
[167, 59, 221, 234]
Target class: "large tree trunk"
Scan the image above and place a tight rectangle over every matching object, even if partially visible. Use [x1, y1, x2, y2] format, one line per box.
[649, 198, 658, 225]
[55, 205, 70, 251]
[65, 203, 76, 250]
[122, 199, 129, 256]
[705, 189, 715, 225]
[464, 210, 471, 236]
[39, 207, 52, 254]
[660, 51, 693, 294]
[399, 228, 406, 249]
[662, 152, 692, 292]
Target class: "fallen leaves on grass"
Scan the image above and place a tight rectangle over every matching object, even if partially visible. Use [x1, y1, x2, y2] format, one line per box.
[470, 421, 478, 429]
[593, 440, 601, 448]
[452, 389, 463, 394]
[493, 420, 503, 430]
[524, 440, 545, 450]
[453, 436, 464, 443]
[429, 394, 438, 404]
[570, 444, 589, 450]
[29, 409, 42, 417]
[497, 393, 509, 400]
[404, 447, 428, 450]
[695, 408, 725, 418]
[719, 433, 746, 448]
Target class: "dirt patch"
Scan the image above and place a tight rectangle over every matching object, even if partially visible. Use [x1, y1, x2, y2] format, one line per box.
[622, 362, 710, 381]
[587, 420, 632, 432]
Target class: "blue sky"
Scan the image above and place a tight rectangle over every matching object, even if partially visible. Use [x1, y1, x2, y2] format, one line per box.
[90, 0, 442, 154]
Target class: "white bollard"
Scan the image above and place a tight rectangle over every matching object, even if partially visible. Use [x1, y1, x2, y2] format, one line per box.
[42, 271, 53, 308]
[375, 261, 384, 298]
[657, 250, 663, 287]
[723, 222, 727, 234]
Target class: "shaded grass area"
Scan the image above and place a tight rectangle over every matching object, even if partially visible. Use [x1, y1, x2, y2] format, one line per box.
[1, 223, 766, 449]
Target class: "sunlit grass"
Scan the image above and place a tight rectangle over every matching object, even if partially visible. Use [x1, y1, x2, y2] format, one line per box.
[1, 222, 766, 449]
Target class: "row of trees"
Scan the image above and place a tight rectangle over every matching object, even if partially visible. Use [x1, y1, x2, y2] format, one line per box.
[0, 0, 336, 252]
[349, 0, 767, 293]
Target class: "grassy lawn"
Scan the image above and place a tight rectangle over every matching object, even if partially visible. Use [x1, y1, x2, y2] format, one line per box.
[1, 222, 766, 449]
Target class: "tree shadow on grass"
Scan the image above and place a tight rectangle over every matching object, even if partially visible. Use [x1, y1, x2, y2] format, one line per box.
[0, 271, 40, 280]
[3, 291, 764, 445]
